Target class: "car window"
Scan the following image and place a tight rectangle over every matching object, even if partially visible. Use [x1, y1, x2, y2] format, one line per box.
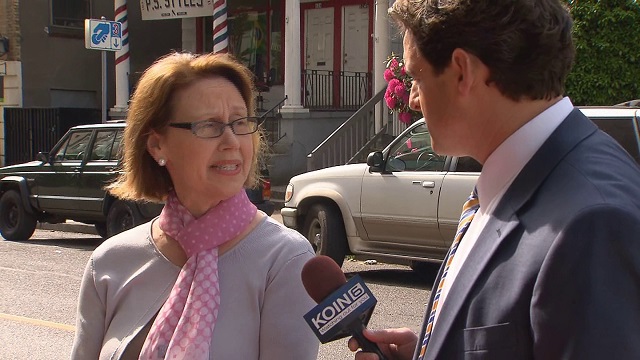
[591, 118, 640, 164]
[110, 130, 124, 161]
[455, 157, 483, 172]
[386, 122, 445, 172]
[52, 131, 92, 162]
[90, 130, 118, 161]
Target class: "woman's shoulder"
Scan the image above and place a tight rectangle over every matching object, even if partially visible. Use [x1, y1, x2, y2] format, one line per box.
[90, 221, 159, 267]
[255, 216, 314, 253]
[222, 217, 314, 266]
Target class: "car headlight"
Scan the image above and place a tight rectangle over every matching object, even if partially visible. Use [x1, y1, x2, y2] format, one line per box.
[284, 183, 294, 203]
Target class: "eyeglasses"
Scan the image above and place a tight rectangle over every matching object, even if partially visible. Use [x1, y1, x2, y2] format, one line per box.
[168, 117, 262, 139]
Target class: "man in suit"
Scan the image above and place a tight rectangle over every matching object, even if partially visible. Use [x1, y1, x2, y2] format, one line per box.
[349, 1, 640, 359]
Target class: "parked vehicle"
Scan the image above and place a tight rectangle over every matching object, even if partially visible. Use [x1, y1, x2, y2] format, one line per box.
[0, 122, 275, 241]
[281, 106, 640, 267]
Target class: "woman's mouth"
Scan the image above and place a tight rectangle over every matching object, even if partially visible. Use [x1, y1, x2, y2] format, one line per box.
[215, 164, 239, 171]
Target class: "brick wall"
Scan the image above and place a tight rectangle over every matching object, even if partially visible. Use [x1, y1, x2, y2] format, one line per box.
[0, 0, 20, 61]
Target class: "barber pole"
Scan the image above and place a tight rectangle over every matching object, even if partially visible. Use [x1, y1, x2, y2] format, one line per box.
[114, 0, 130, 111]
[213, 0, 229, 53]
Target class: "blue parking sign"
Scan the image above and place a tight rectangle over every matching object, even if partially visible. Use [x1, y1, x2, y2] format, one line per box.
[85, 19, 123, 52]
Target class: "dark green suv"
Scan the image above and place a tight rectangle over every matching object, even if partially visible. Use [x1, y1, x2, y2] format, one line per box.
[0, 121, 274, 241]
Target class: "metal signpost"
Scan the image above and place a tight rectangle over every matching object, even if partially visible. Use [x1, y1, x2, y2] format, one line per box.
[84, 17, 123, 123]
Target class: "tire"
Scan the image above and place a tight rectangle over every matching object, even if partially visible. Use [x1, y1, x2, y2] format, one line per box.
[303, 203, 348, 267]
[94, 222, 108, 239]
[106, 200, 143, 238]
[0, 190, 37, 241]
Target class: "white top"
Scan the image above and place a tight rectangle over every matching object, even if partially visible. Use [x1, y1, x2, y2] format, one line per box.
[433, 97, 574, 327]
[71, 216, 320, 360]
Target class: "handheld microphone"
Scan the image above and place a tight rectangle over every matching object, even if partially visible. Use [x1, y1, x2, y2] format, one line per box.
[301, 255, 387, 360]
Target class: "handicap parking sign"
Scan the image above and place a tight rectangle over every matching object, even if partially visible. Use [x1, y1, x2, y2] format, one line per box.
[84, 19, 123, 51]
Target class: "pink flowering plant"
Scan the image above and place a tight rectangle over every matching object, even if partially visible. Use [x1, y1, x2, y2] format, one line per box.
[384, 53, 421, 124]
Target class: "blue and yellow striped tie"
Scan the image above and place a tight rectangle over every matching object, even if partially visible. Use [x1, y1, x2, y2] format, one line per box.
[417, 187, 479, 359]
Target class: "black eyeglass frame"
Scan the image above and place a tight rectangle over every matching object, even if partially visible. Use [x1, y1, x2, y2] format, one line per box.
[168, 116, 264, 139]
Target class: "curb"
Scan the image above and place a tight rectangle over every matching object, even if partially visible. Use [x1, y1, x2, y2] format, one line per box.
[38, 221, 98, 235]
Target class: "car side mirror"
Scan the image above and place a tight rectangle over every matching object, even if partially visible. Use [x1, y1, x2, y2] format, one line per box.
[36, 152, 50, 164]
[367, 151, 384, 172]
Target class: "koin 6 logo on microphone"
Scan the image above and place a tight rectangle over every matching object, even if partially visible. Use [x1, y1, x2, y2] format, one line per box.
[304, 275, 377, 343]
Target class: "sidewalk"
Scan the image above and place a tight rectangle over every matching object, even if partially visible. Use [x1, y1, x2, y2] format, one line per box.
[38, 221, 98, 235]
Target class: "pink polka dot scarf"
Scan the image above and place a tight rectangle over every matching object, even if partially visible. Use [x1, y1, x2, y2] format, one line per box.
[139, 189, 257, 359]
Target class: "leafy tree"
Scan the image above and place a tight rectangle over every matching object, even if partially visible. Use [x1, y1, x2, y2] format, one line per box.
[565, 0, 640, 105]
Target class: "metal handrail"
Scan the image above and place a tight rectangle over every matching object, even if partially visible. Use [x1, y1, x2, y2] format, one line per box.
[306, 88, 388, 171]
[260, 96, 287, 147]
[259, 95, 288, 119]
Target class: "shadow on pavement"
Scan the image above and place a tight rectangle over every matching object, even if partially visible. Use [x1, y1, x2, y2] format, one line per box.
[345, 266, 438, 290]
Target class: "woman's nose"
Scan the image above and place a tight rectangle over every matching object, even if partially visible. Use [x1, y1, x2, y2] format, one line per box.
[408, 82, 421, 112]
[217, 124, 241, 148]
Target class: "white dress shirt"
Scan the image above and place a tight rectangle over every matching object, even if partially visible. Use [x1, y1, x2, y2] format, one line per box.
[432, 97, 574, 328]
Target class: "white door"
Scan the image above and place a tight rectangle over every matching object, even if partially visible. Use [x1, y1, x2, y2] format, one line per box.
[341, 4, 369, 107]
[305, 7, 334, 107]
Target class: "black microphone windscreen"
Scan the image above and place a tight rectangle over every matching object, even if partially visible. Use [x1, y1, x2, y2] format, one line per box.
[301, 255, 347, 303]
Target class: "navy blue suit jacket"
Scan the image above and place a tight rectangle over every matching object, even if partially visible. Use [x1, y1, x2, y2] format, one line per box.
[416, 109, 640, 360]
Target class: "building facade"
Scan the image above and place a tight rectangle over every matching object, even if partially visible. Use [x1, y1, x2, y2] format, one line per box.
[0, 0, 399, 180]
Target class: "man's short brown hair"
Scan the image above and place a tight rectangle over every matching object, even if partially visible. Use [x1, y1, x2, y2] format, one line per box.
[389, 0, 575, 101]
[107, 52, 264, 203]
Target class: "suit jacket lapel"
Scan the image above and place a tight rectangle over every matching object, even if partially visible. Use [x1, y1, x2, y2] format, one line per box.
[423, 109, 598, 360]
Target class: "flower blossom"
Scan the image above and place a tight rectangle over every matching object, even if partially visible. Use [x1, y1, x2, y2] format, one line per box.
[384, 69, 395, 82]
[399, 112, 413, 124]
[390, 58, 399, 71]
[383, 52, 420, 125]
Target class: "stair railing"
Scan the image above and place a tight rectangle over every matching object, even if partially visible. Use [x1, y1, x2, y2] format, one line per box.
[259, 95, 287, 146]
[306, 88, 388, 171]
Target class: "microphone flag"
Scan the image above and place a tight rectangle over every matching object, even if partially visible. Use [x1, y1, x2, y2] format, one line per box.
[303, 275, 377, 343]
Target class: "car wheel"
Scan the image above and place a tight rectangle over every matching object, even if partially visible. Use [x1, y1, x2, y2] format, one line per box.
[106, 200, 143, 238]
[94, 222, 108, 239]
[0, 190, 37, 241]
[303, 203, 348, 267]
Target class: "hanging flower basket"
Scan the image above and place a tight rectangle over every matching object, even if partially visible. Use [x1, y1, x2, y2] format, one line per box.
[383, 53, 421, 125]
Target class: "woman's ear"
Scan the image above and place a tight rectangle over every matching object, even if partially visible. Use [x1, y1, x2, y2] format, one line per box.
[146, 130, 164, 162]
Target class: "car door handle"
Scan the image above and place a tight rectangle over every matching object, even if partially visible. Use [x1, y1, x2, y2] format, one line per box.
[412, 180, 435, 188]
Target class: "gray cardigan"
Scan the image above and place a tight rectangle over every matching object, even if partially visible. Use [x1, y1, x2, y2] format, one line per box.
[71, 216, 320, 359]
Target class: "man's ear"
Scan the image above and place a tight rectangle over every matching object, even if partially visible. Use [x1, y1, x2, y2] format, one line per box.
[146, 130, 164, 161]
[451, 48, 486, 96]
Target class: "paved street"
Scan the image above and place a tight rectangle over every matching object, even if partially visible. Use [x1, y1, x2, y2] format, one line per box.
[0, 213, 436, 360]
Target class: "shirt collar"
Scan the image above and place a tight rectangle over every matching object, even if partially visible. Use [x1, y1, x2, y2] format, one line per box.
[476, 97, 573, 212]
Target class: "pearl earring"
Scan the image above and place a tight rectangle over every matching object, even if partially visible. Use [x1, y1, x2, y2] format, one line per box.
[158, 158, 166, 166]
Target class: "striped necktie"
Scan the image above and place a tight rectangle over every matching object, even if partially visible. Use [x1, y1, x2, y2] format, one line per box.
[417, 187, 479, 359]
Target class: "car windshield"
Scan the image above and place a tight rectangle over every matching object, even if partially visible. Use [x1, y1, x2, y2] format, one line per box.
[386, 122, 445, 172]
[53, 131, 93, 162]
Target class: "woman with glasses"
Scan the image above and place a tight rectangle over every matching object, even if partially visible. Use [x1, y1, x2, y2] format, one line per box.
[71, 52, 319, 360]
